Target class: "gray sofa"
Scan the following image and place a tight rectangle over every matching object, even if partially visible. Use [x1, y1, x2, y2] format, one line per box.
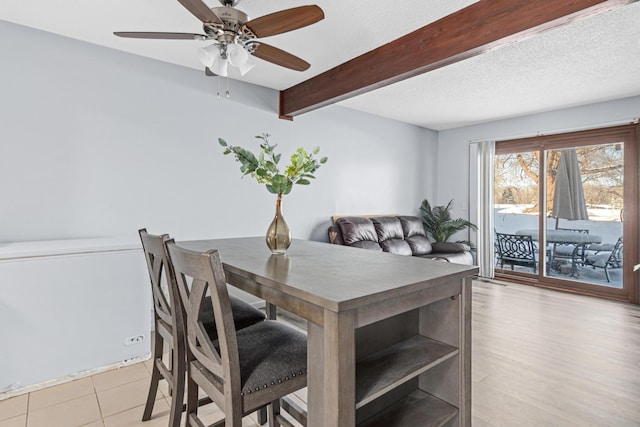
[328, 215, 473, 265]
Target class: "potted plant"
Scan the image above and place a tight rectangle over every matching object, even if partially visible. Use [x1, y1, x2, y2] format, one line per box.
[219, 133, 327, 254]
[419, 199, 477, 249]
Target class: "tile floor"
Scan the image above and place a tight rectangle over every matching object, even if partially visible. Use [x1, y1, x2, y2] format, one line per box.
[0, 357, 266, 427]
[0, 307, 308, 427]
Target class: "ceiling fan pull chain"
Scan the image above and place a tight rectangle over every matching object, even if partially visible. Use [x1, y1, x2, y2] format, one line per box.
[216, 76, 221, 99]
[226, 77, 230, 98]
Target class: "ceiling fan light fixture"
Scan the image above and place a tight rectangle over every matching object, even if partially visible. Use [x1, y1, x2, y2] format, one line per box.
[227, 43, 249, 67]
[238, 58, 255, 76]
[211, 55, 229, 77]
[198, 43, 220, 68]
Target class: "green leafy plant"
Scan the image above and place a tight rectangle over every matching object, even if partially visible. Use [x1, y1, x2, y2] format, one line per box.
[420, 199, 477, 243]
[219, 133, 328, 195]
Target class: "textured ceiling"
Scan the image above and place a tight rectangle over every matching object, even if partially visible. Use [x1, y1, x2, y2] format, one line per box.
[339, 2, 640, 130]
[2, 0, 639, 130]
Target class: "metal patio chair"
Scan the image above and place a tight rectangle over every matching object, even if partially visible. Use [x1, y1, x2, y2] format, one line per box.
[495, 232, 538, 273]
[582, 237, 623, 282]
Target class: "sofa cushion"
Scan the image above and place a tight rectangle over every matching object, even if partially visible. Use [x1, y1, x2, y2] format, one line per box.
[395, 216, 431, 255]
[351, 241, 383, 251]
[336, 217, 378, 246]
[405, 235, 432, 256]
[371, 217, 404, 241]
[371, 217, 412, 256]
[398, 216, 427, 238]
[380, 239, 413, 256]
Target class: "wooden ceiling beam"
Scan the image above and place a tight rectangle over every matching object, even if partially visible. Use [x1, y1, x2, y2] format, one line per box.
[279, 0, 636, 118]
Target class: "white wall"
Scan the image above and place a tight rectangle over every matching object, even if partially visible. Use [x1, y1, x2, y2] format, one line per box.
[0, 21, 437, 244]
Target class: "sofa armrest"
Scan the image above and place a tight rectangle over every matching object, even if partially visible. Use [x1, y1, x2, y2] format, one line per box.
[328, 224, 344, 245]
[431, 241, 470, 253]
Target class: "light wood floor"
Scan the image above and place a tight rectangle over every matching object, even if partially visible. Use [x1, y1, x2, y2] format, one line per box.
[472, 279, 640, 426]
[1, 280, 639, 426]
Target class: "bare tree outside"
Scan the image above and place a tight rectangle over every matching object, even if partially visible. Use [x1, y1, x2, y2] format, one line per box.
[494, 142, 624, 218]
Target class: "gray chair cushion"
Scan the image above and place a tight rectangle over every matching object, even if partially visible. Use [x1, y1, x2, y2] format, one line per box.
[215, 321, 307, 395]
[202, 296, 266, 339]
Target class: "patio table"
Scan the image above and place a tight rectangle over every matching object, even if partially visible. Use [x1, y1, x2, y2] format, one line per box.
[515, 229, 602, 276]
[515, 229, 602, 245]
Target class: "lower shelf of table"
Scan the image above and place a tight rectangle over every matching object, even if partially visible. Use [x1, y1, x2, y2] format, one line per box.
[356, 335, 458, 408]
[357, 390, 458, 427]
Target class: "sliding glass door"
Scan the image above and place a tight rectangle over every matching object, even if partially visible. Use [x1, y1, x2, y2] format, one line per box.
[493, 125, 638, 303]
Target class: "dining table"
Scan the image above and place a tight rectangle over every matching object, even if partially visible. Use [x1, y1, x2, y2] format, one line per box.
[179, 237, 478, 427]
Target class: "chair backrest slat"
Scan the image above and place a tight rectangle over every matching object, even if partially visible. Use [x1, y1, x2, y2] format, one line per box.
[139, 229, 175, 327]
[166, 241, 242, 397]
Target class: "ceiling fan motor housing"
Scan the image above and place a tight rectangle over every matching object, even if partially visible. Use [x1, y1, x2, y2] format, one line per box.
[205, 6, 256, 51]
[212, 6, 248, 27]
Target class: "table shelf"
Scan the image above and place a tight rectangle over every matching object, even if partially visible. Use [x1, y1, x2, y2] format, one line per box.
[355, 335, 458, 409]
[357, 390, 458, 427]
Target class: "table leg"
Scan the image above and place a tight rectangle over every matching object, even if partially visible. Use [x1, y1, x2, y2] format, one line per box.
[570, 244, 585, 277]
[307, 310, 356, 427]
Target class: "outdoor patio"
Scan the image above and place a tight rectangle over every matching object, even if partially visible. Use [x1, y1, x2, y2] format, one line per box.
[494, 205, 624, 289]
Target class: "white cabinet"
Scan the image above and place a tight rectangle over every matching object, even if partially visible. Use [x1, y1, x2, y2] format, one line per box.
[0, 238, 151, 395]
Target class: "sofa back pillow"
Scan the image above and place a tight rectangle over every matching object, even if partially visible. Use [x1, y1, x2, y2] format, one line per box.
[336, 217, 381, 250]
[371, 217, 412, 256]
[398, 216, 426, 237]
[398, 216, 432, 256]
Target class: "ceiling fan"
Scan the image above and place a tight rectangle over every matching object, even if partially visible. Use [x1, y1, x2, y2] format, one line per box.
[114, 0, 324, 76]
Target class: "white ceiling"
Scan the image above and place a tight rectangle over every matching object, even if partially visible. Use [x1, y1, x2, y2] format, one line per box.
[2, 0, 640, 130]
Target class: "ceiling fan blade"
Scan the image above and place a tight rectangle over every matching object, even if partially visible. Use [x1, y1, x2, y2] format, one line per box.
[205, 67, 216, 76]
[245, 5, 324, 38]
[114, 31, 204, 40]
[251, 43, 310, 71]
[177, 0, 222, 24]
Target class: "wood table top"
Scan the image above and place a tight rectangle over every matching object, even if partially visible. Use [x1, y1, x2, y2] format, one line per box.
[179, 237, 478, 312]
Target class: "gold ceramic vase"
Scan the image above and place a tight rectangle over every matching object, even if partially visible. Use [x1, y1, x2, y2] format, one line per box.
[266, 193, 291, 254]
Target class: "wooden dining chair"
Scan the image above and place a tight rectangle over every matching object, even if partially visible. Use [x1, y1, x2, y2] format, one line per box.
[138, 229, 267, 427]
[165, 240, 308, 427]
